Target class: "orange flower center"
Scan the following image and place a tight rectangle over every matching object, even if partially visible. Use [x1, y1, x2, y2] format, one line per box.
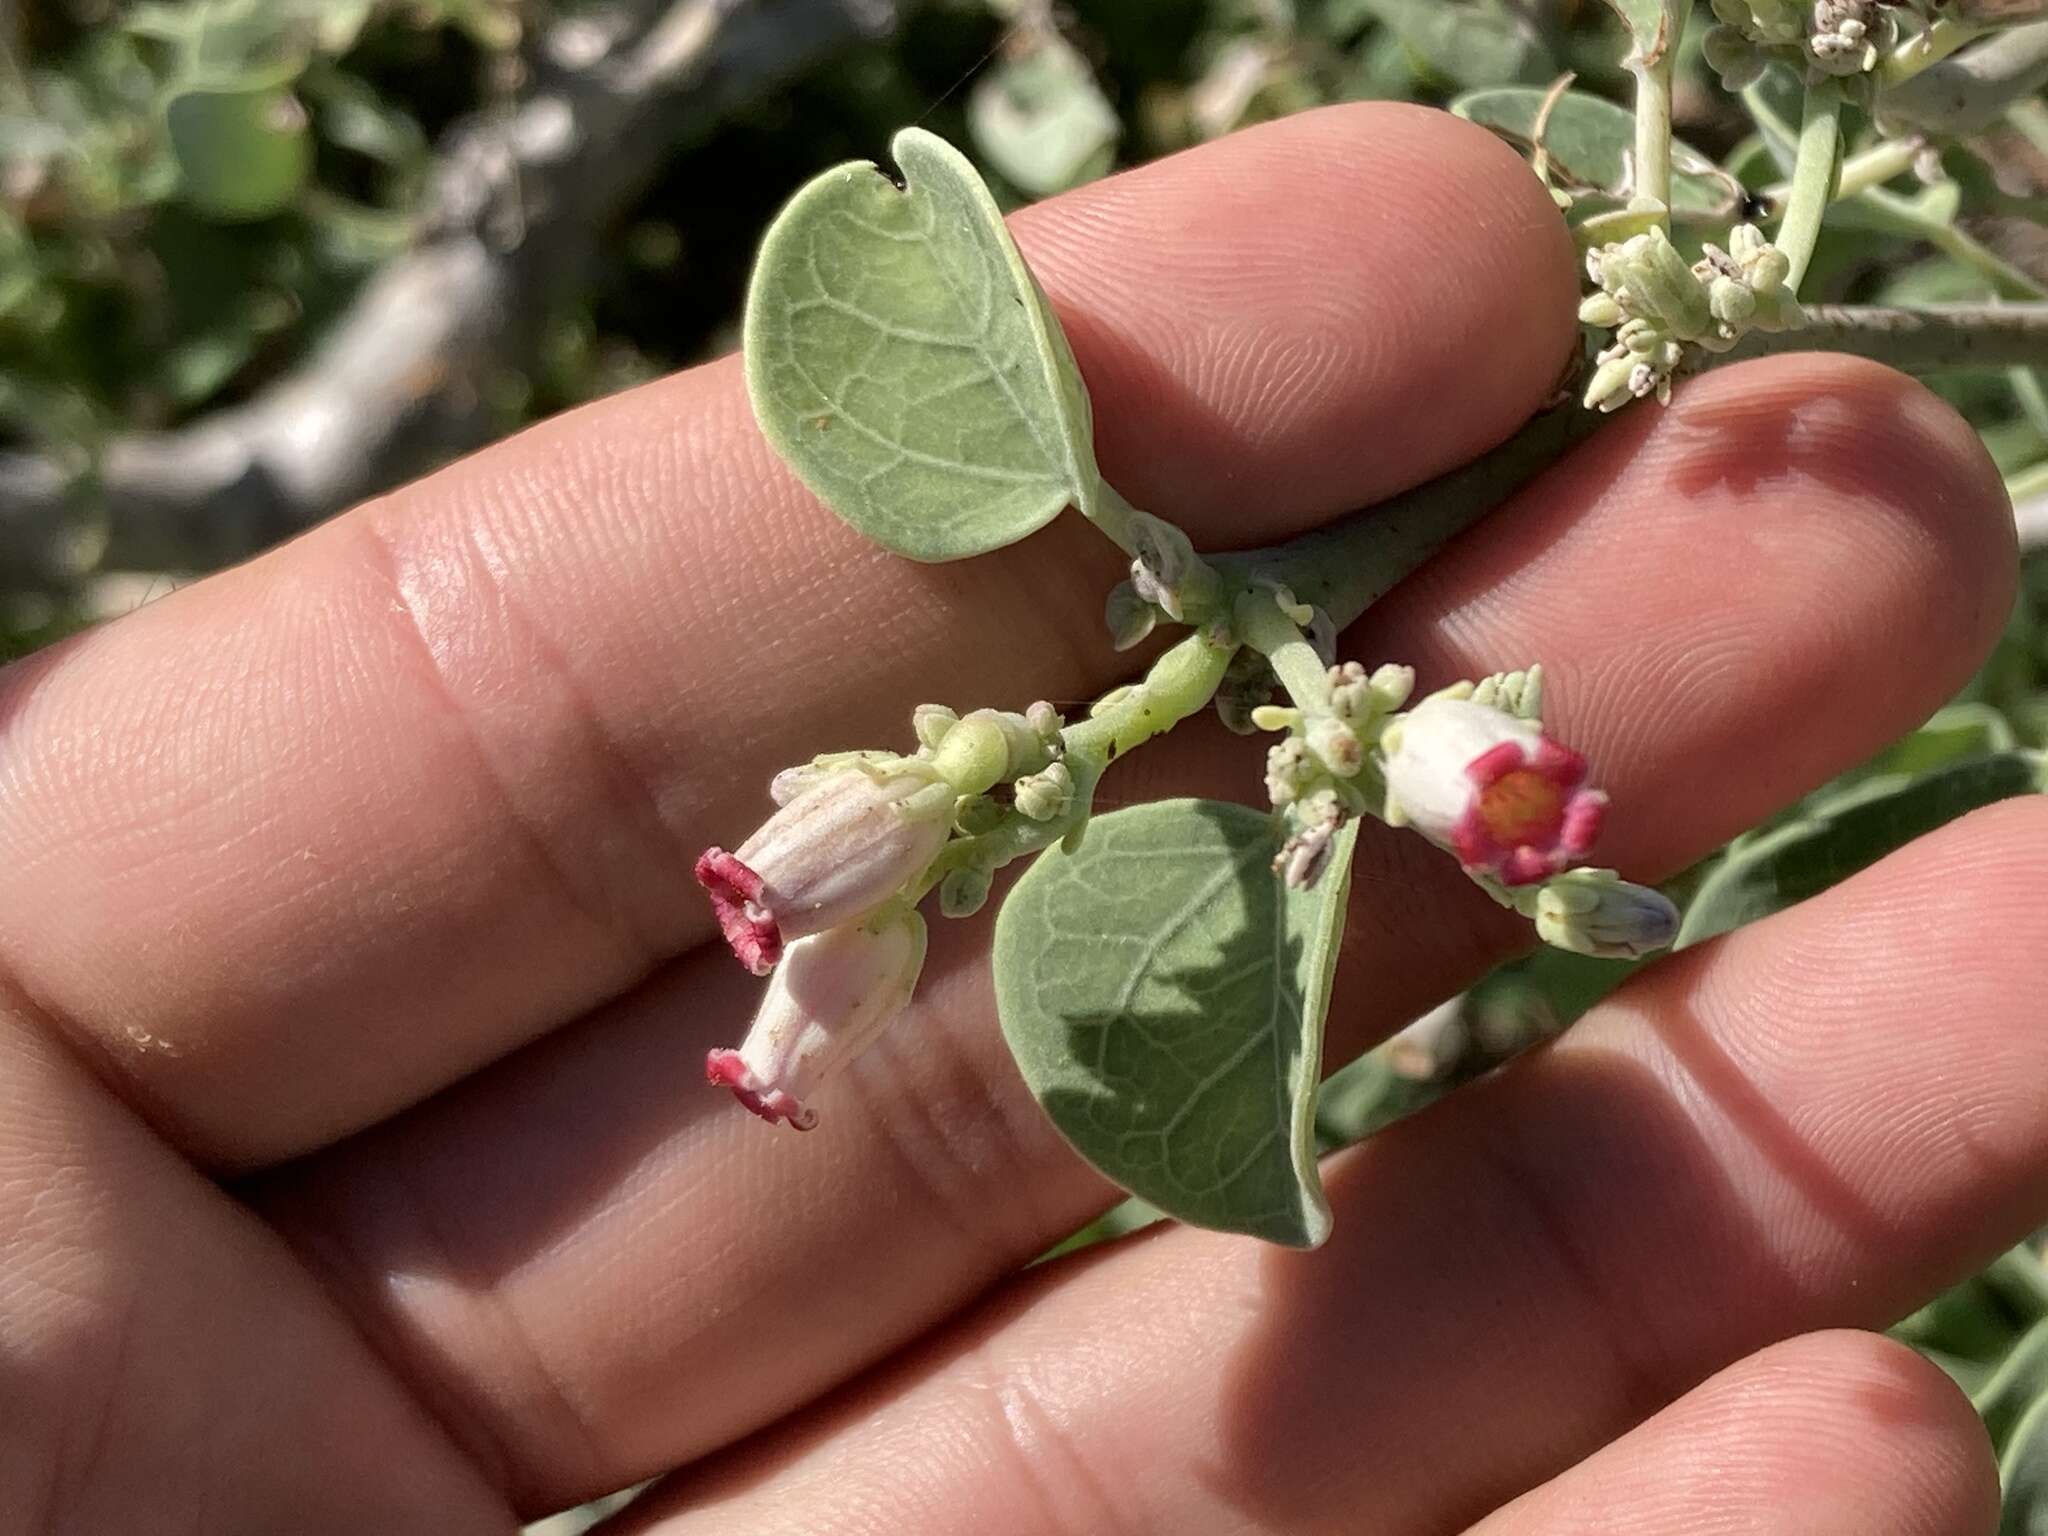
[1477, 769, 1566, 846]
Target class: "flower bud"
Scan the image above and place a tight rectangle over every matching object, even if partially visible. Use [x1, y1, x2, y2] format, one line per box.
[1307, 714, 1363, 778]
[1381, 696, 1607, 886]
[706, 908, 927, 1130]
[1533, 871, 1681, 959]
[696, 769, 950, 974]
[931, 716, 1009, 795]
[1265, 737, 1318, 808]
[1578, 292, 1625, 328]
[912, 703, 959, 751]
[1013, 760, 1074, 822]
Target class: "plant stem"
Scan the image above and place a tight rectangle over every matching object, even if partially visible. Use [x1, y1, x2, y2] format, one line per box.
[1628, 28, 1680, 216]
[1855, 186, 2048, 300]
[1882, 16, 1990, 84]
[1777, 79, 1844, 293]
[1216, 398, 1602, 633]
[1725, 303, 2048, 370]
[1087, 477, 1145, 559]
[1233, 591, 1329, 713]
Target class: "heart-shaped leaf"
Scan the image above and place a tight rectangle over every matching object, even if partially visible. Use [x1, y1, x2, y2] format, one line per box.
[743, 127, 1100, 562]
[993, 799, 1358, 1248]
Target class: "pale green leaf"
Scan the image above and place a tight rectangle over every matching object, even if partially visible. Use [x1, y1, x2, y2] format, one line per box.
[993, 799, 1358, 1248]
[743, 127, 1100, 562]
[1599, 0, 1683, 61]
[1347, 0, 1555, 89]
[967, 33, 1120, 197]
[165, 87, 311, 222]
[1452, 86, 1736, 216]
[1678, 753, 2046, 948]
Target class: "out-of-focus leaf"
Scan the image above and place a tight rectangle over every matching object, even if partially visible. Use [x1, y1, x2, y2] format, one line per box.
[994, 800, 1358, 1248]
[1864, 702, 2017, 778]
[166, 86, 312, 221]
[1678, 753, 2046, 947]
[967, 32, 1120, 197]
[1349, 0, 1555, 89]
[1452, 85, 1735, 214]
[1600, 0, 1684, 62]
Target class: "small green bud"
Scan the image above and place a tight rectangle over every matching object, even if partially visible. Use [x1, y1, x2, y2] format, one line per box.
[912, 704, 958, 752]
[1013, 761, 1074, 822]
[939, 864, 994, 919]
[931, 716, 1009, 796]
[1708, 275, 1756, 329]
[1578, 292, 1624, 328]
[1583, 353, 1640, 414]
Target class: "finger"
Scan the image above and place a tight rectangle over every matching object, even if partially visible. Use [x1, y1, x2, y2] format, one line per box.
[256, 356, 2017, 1513]
[1469, 1334, 1997, 1536]
[0, 1001, 514, 1534]
[583, 798, 2048, 1536]
[0, 103, 1578, 1170]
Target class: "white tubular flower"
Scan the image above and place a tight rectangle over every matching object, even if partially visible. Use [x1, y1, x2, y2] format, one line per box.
[705, 908, 927, 1131]
[1382, 696, 1607, 887]
[1534, 871, 1681, 959]
[696, 769, 950, 975]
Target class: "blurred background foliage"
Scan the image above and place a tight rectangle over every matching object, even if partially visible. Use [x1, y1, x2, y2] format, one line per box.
[3, 2, 2048, 1530]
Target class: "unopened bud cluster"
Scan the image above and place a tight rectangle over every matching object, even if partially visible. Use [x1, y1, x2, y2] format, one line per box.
[1258, 660, 1416, 889]
[1581, 224, 1802, 412]
[1702, 0, 1900, 86]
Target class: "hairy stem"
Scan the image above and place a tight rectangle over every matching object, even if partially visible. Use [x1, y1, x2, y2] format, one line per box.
[1726, 303, 2048, 369]
[1216, 398, 1602, 632]
[1778, 79, 1844, 292]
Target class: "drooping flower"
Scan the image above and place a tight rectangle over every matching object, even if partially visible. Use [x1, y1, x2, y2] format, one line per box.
[1382, 696, 1608, 887]
[696, 768, 950, 974]
[706, 907, 927, 1130]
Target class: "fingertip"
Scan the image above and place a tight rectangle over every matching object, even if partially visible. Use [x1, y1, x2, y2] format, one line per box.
[1012, 102, 1582, 539]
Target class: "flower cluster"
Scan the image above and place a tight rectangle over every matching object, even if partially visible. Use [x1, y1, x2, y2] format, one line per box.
[1253, 658, 1676, 958]
[695, 699, 1066, 1129]
[1702, 0, 1900, 86]
[1258, 657, 1416, 889]
[1581, 224, 1803, 412]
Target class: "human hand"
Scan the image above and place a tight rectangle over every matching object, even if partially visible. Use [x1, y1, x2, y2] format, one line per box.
[0, 104, 2029, 1534]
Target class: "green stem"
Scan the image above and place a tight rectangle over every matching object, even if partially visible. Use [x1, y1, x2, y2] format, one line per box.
[1086, 478, 1145, 559]
[1777, 79, 1844, 293]
[1722, 303, 2048, 370]
[1627, 25, 1681, 217]
[914, 630, 1233, 896]
[1882, 16, 1990, 84]
[1232, 590, 1329, 713]
[1855, 186, 2048, 300]
[1216, 399, 1601, 632]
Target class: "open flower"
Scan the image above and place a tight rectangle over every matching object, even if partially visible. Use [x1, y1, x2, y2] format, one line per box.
[696, 768, 949, 974]
[706, 907, 927, 1130]
[1382, 696, 1607, 886]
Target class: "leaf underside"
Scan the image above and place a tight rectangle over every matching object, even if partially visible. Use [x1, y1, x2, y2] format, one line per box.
[993, 799, 1359, 1248]
[742, 126, 1098, 562]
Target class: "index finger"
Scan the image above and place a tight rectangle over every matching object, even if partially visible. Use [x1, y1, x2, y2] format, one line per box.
[0, 104, 1577, 1169]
